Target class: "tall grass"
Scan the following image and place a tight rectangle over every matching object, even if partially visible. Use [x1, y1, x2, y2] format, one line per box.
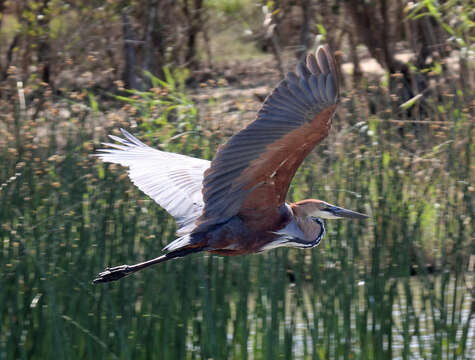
[0, 64, 472, 359]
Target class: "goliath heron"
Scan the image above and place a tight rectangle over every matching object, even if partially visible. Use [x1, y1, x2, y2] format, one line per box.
[93, 45, 367, 283]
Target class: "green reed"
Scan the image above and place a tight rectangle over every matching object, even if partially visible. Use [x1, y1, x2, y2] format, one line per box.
[0, 68, 472, 359]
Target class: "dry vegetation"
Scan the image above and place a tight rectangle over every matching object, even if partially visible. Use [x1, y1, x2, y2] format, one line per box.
[0, 0, 473, 359]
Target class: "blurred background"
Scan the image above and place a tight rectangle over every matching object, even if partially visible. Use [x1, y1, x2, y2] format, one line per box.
[0, 0, 473, 359]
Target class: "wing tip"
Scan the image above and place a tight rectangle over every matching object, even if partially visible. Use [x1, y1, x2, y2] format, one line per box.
[316, 45, 338, 79]
[315, 45, 339, 101]
[95, 129, 149, 156]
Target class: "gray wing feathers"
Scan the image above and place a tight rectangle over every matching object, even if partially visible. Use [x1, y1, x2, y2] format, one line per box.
[196, 46, 339, 232]
[96, 129, 210, 235]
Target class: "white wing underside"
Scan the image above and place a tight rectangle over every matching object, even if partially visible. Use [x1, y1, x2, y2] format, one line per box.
[96, 129, 210, 236]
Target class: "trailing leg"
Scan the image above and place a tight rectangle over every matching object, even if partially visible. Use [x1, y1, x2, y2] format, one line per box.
[93, 247, 204, 284]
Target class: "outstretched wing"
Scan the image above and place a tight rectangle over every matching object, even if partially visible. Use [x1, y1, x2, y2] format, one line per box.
[96, 129, 210, 235]
[195, 46, 339, 233]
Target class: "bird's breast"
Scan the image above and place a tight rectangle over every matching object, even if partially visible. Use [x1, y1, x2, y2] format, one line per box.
[205, 205, 293, 255]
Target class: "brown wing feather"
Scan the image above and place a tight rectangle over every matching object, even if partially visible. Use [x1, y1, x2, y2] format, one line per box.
[195, 45, 339, 232]
[237, 105, 336, 231]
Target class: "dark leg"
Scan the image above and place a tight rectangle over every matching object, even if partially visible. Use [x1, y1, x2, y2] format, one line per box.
[93, 247, 204, 284]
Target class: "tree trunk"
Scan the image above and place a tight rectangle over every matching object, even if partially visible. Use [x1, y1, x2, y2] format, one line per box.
[348, 29, 362, 86]
[183, 0, 204, 70]
[344, 1, 413, 98]
[2, 34, 19, 81]
[296, 0, 312, 61]
[35, 0, 52, 84]
[202, 21, 213, 70]
[143, 0, 159, 85]
[122, 9, 140, 90]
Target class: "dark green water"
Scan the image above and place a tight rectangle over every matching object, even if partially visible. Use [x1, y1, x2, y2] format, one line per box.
[1, 110, 472, 359]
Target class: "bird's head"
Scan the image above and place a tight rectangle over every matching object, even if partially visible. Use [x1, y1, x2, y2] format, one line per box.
[292, 199, 368, 220]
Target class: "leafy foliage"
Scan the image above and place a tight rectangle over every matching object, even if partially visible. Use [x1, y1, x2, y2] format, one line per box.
[0, 0, 473, 359]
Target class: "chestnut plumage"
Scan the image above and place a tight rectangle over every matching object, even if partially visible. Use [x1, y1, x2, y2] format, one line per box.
[93, 45, 367, 284]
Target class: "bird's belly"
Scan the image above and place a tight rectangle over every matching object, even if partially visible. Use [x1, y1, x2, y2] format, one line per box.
[206, 216, 281, 255]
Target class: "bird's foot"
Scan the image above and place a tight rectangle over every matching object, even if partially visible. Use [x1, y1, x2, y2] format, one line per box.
[93, 265, 133, 284]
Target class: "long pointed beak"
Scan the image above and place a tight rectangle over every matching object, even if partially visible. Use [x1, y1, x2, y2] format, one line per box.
[325, 205, 369, 219]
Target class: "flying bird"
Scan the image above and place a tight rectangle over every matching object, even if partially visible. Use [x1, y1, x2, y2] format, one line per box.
[93, 45, 367, 283]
